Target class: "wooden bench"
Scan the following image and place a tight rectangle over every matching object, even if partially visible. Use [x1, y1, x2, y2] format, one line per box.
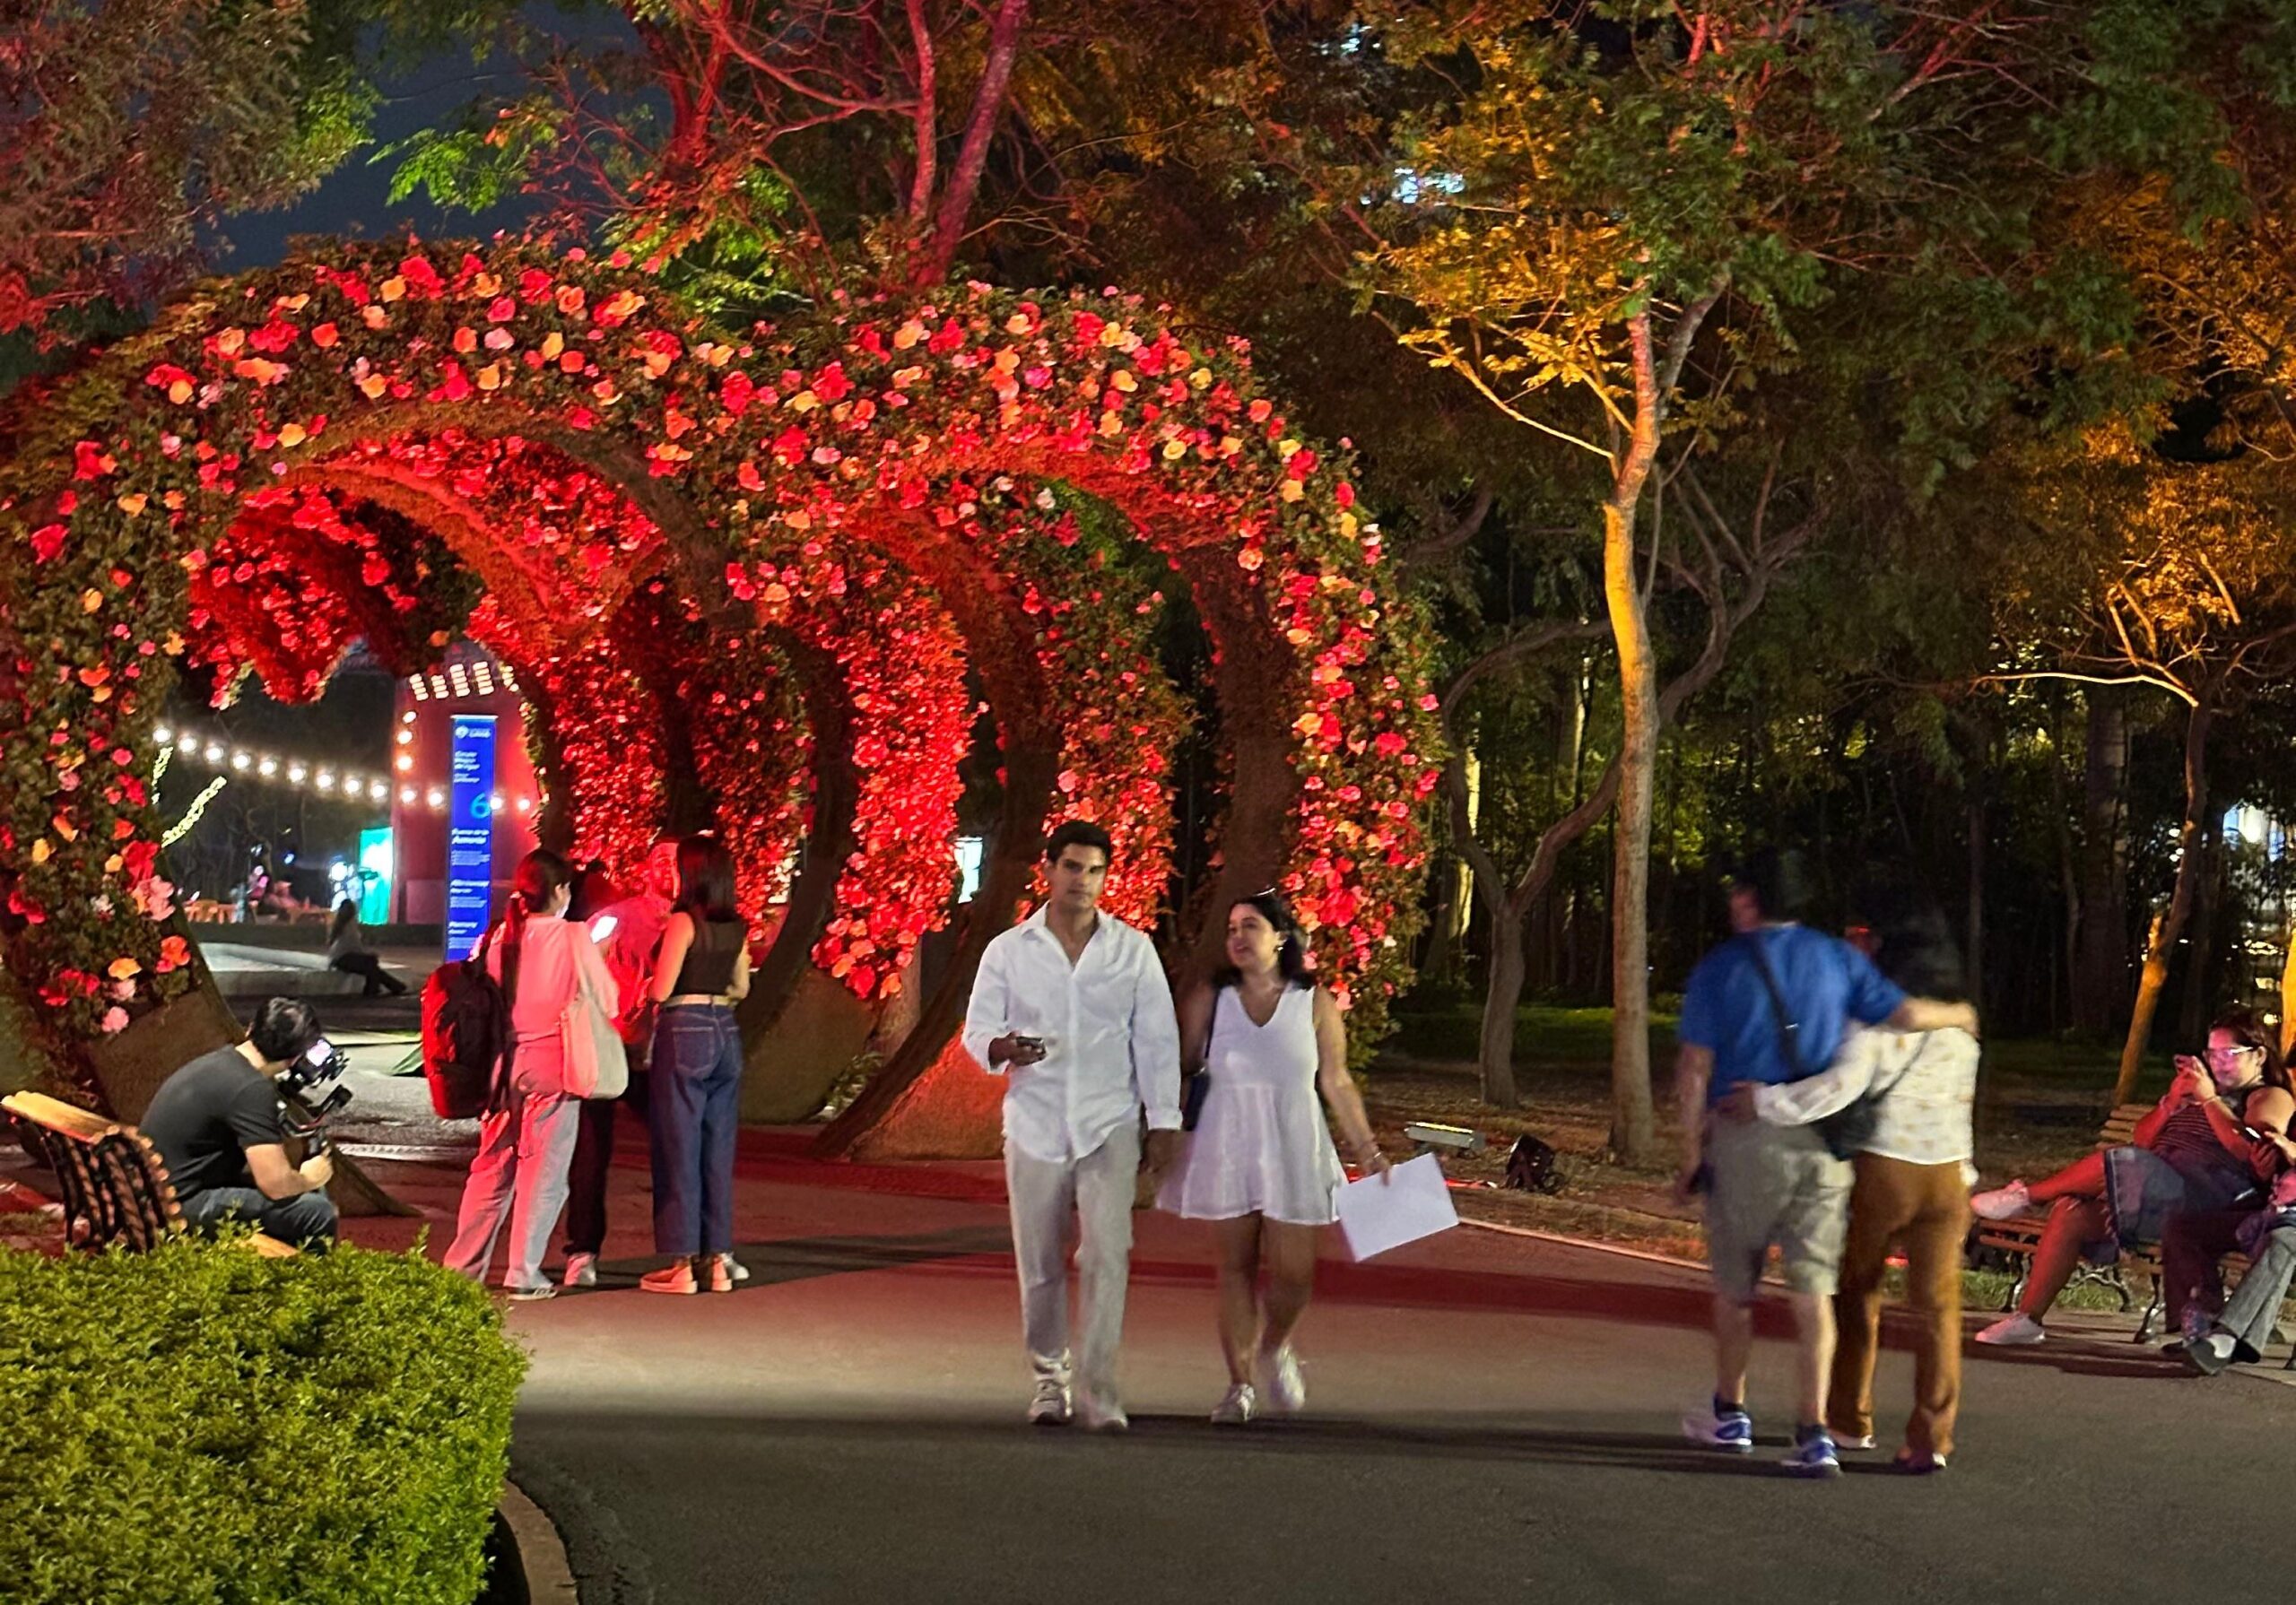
[4, 1090, 296, 1258]
[1974, 1101, 2292, 1360]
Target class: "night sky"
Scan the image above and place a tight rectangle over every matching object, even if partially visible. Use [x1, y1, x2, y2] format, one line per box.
[218, 4, 638, 272]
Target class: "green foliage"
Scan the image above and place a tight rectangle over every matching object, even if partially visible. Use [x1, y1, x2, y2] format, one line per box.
[383, 106, 568, 214]
[0, 1238, 525, 1605]
[0, 0, 383, 335]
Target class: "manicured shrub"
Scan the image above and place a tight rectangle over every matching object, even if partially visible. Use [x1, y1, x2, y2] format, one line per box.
[0, 1239, 526, 1605]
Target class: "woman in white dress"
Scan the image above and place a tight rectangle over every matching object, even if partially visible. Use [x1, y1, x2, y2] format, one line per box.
[1160, 889, 1389, 1425]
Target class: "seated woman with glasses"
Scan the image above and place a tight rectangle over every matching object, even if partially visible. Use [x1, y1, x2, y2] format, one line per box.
[1970, 1005, 2293, 1346]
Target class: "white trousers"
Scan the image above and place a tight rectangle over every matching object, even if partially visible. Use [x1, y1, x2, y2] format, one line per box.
[447, 1044, 582, 1290]
[1004, 1122, 1141, 1401]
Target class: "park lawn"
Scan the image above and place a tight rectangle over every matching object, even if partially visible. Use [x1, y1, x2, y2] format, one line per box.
[1363, 1002, 2170, 1310]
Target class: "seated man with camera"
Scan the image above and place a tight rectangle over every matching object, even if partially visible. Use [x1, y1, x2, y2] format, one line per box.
[142, 997, 341, 1247]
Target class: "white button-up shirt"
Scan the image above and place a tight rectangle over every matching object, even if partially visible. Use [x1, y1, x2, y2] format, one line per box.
[961, 906, 1182, 1164]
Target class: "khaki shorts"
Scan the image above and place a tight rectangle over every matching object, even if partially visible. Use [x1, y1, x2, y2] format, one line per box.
[1703, 1118, 1853, 1302]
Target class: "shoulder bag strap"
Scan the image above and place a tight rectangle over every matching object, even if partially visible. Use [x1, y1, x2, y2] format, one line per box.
[1740, 932, 1809, 1080]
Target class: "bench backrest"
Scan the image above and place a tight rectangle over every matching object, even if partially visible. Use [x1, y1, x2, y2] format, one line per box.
[3, 1090, 184, 1251]
[2097, 1103, 2150, 1150]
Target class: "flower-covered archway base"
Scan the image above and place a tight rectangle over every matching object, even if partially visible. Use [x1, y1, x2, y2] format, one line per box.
[0, 239, 1442, 1159]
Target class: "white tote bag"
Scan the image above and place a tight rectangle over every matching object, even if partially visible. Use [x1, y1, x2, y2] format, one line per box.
[561, 948, 629, 1100]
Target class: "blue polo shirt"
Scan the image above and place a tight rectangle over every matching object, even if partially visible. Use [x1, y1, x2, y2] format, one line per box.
[1678, 924, 1906, 1102]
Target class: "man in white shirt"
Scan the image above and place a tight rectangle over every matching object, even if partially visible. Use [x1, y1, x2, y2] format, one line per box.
[962, 820, 1183, 1432]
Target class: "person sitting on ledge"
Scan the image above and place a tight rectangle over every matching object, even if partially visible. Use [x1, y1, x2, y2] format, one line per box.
[327, 899, 407, 996]
[1970, 1005, 2292, 1346]
[141, 997, 339, 1247]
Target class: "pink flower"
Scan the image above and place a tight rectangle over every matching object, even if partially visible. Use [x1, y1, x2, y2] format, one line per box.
[100, 1007, 129, 1035]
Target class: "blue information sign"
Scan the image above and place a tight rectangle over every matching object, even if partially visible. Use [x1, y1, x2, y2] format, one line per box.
[445, 715, 498, 958]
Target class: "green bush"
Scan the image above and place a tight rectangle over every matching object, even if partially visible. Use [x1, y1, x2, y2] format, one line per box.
[0, 1239, 526, 1605]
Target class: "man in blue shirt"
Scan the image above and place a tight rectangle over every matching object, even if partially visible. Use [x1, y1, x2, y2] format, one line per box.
[1674, 850, 1977, 1475]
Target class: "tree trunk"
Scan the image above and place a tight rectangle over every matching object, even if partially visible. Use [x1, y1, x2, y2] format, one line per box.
[1478, 912, 1525, 1107]
[2278, 923, 2296, 1059]
[1419, 851, 1463, 987]
[1965, 797, 1986, 1019]
[2117, 698, 2213, 1103]
[2074, 690, 2132, 1036]
[2050, 735, 2081, 1034]
[1607, 502, 1662, 1157]
[2178, 805, 2226, 1046]
[1602, 386, 1662, 1160]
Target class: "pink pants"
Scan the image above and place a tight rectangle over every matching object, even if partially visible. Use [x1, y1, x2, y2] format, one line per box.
[446, 1041, 581, 1290]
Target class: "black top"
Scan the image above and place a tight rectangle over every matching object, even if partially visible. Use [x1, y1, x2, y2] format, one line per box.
[142, 1046, 287, 1197]
[672, 916, 744, 996]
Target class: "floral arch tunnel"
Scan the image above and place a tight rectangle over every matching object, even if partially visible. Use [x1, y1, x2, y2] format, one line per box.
[0, 240, 1442, 1160]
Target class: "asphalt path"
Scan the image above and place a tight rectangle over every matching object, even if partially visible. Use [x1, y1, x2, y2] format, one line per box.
[404, 1164, 2296, 1605]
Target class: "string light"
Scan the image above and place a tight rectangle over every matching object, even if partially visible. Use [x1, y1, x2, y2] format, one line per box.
[162, 777, 229, 846]
[159, 727, 388, 808]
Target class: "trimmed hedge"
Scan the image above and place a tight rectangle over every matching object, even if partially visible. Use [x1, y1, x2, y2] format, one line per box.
[0, 1239, 526, 1605]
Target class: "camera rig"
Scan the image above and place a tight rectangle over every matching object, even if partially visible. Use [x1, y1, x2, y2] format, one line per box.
[278, 1037, 353, 1146]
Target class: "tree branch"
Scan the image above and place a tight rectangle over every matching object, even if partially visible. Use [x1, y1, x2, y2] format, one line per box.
[911, 0, 1030, 286]
[1402, 486, 1496, 570]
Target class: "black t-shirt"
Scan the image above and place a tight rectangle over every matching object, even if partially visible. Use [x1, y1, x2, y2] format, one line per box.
[142, 1046, 287, 1197]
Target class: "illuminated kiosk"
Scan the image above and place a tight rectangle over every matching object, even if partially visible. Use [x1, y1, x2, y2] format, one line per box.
[0, 240, 1441, 1159]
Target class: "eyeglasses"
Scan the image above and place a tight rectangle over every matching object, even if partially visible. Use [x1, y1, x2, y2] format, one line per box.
[2206, 1044, 2263, 1060]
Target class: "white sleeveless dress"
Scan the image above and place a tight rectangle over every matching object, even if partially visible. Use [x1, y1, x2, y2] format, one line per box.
[1159, 985, 1344, 1226]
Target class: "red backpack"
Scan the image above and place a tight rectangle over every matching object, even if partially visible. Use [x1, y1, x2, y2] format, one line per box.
[420, 928, 510, 1119]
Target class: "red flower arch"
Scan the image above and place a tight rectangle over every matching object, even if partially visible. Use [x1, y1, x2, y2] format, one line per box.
[0, 240, 1440, 1155]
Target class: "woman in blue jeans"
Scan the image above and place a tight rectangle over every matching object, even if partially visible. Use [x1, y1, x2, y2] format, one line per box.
[639, 835, 751, 1295]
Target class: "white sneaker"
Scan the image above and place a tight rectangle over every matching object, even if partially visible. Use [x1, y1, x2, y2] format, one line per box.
[1835, 1433, 1877, 1451]
[1970, 1181, 2031, 1221]
[1027, 1379, 1072, 1426]
[1256, 1344, 1306, 1414]
[506, 1284, 558, 1303]
[1211, 1383, 1259, 1426]
[1074, 1390, 1130, 1433]
[562, 1254, 596, 1289]
[1975, 1312, 2046, 1346]
[724, 1253, 750, 1283]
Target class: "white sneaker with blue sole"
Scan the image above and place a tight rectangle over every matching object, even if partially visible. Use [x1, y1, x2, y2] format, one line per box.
[1682, 1401, 1755, 1452]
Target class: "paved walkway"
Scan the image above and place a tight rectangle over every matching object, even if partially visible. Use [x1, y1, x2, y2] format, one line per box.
[345, 1140, 2296, 1605]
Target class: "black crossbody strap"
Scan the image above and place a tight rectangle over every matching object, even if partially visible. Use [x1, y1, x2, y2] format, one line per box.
[1865, 1034, 1929, 1105]
[1741, 932, 1808, 1080]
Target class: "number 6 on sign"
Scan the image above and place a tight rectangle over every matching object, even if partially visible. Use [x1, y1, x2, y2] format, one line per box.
[1335, 1154, 1459, 1261]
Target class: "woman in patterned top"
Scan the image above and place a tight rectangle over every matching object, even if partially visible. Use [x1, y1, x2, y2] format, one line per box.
[1968, 1004, 2292, 1349]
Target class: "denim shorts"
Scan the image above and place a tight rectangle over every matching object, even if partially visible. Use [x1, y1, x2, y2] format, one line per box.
[2099, 1145, 2250, 1259]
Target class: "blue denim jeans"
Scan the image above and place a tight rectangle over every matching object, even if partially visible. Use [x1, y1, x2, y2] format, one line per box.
[648, 1004, 744, 1256]
[181, 1184, 338, 1247]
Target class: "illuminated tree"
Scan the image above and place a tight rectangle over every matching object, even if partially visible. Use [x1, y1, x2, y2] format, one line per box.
[1992, 428, 2296, 1101]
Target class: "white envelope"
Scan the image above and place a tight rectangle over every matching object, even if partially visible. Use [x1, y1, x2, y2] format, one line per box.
[1335, 1153, 1459, 1261]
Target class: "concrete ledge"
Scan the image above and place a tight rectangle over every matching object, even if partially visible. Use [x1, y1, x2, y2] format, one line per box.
[500, 1479, 579, 1603]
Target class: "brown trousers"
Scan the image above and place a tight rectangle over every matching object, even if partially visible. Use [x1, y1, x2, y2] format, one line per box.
[1829, 1153, 1970, 1460]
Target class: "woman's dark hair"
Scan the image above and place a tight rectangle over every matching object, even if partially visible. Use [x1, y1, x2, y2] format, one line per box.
[2210, 1005, 2290, 1092]
[569, 861, 619, 923]
[1872, 905, 1967, 1004]
[329, 898, 359, 941]
[1044, 819, 1113, 867]
[674, 834, 740, 923]
[248, 997, 323, 1065]
[500, 848, 572, 1011]
[1211, 889, 1315, 993]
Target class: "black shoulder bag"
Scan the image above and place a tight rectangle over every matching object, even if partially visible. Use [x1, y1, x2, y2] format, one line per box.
[1742, 933, 1918, 1161]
